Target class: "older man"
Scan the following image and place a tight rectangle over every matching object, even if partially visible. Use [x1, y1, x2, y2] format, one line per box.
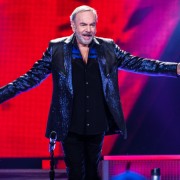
[0, 5, 180, 180]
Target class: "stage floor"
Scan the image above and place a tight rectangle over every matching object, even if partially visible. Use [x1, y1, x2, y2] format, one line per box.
[1, 156, 180, 180]
[0, 169, 67, 180]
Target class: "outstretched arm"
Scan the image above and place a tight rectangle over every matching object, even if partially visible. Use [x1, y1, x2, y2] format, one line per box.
[0, 43, 53, 104]
[112, 42, 179, 77]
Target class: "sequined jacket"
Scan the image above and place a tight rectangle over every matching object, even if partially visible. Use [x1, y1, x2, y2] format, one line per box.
[0, 34, 178, 141]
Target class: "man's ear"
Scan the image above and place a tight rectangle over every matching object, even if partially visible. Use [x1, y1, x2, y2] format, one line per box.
[71, 21, 76, 32]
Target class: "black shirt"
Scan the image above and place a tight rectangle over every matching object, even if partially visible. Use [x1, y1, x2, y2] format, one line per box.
[69, 40, 108, 135]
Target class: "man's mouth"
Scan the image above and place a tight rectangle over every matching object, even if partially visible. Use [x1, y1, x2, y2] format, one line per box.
[83, 34, 92, 40]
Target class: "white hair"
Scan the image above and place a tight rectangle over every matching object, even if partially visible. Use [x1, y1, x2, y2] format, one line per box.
[70, 5, 98, 22]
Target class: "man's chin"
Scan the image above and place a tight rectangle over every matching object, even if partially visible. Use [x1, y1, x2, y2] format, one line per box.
[76, 35, 93, 46]
[82, 38, 93, 45]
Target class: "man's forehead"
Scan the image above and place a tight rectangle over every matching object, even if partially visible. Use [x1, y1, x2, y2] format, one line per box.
[74, 11, 96, 22]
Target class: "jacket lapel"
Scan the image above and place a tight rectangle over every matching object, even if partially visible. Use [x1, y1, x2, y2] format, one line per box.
[94, 37, 110, 77]
[64, 35, 74, 75]
[62, 35, 111, 96]
[63, 35, 74, 94]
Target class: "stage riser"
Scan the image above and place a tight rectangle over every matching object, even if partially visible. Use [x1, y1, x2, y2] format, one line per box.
[102, 155, 180, 180]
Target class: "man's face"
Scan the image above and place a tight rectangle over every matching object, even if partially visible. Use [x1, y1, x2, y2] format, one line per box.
[71, 11, 97, 46]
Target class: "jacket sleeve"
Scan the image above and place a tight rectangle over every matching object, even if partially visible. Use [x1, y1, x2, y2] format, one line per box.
[0, 43, 53, 104]
[112, 41, 178, 77]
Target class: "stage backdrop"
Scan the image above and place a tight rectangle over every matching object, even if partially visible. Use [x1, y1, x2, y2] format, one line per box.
[0, 0, 180, 159]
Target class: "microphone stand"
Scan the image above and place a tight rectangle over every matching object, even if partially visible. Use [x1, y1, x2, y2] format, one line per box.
[49, 146, 55, 180]
[49, 131, 57, 180]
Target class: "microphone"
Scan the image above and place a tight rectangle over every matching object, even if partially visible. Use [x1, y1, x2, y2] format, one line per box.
[49, 131, 57, 152]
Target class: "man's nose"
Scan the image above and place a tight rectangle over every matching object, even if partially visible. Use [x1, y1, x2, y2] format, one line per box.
[86, 26, 91, 32]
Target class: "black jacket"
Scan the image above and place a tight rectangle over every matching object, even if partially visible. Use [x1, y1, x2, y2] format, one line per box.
[0, 34, 178, 141]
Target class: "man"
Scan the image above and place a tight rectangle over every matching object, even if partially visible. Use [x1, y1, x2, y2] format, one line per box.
[0, 5, 180, 180]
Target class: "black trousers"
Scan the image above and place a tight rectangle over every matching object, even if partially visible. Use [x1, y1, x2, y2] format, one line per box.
[62, 132, 104, 180]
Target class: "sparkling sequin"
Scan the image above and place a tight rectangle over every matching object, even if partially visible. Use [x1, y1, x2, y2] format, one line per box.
[0, 35, 178, 141]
